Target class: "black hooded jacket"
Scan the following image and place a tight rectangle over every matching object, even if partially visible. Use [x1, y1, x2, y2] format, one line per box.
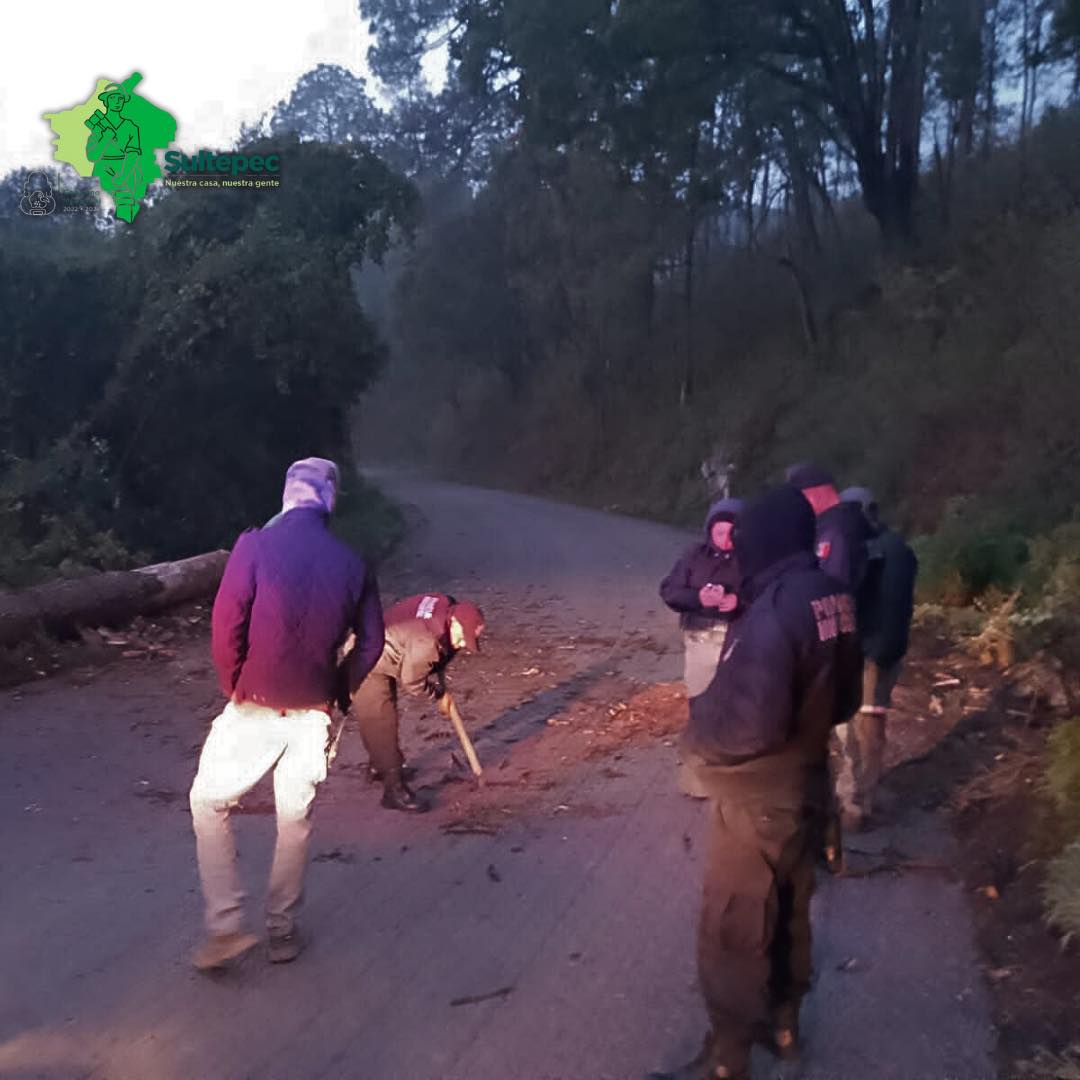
[659, 497, 743, 632]
[859, 526, 919, 666]
[685, 487, 863, 802]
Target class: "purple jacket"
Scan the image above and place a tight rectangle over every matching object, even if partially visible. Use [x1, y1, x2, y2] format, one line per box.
[211, 507, 385, 712]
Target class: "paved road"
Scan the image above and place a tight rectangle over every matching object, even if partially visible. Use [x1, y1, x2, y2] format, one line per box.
[0, 474, 996, 1079]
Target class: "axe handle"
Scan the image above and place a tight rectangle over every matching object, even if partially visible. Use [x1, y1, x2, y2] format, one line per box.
[444, 694, 483, 780]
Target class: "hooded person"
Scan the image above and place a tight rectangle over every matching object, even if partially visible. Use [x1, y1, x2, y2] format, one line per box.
[833, 486, 919, 828]
[347, 592, 486, 812]
[659, 496, 745, 698]
[189, 457, 384, 971]
[652, 487, 862, 1080]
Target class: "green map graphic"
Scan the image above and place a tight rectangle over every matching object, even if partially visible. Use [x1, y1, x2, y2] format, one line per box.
[43, 72, 176, 223]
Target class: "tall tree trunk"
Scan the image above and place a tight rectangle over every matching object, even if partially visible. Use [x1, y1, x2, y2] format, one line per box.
[982, 0, 1001, 156]
[681, 131, 701, 406]
[779, 116, 822, 255]
[779, 251, 819, 358]
[1021, 0, 1032, 140]
[959, 0, 985, 157]
[680, 218, 696, 406]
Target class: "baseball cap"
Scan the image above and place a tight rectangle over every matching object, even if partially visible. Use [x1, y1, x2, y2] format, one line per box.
[450, 601, 485, 652]
[785, 462, 836, 491]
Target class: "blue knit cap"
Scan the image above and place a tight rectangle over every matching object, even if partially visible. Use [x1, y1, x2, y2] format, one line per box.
[705, 496, 745, 533]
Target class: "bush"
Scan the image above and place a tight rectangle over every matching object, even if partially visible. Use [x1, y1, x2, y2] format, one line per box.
[1012, 523, 1080, 663]
[1043, 842, 1080, 947]
[0, 437, 142, 588]
[1044, 719, 1080, 837]
[912, 498, 1029, 606]
[331, 474, 405, 564]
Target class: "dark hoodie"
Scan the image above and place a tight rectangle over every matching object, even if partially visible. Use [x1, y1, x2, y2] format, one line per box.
[659, 497, 744, 632]
[685, 486, 863, 802]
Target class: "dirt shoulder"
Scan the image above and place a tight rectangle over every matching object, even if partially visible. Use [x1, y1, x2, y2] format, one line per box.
[878, 637, 1080, 1077]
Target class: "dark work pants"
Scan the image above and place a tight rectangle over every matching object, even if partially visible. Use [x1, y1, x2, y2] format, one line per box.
[350, 673, 403, 775]
[698, 796, 818, 1071]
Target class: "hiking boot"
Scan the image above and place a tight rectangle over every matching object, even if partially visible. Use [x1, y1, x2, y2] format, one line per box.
[649, 1063, 747, 1080]
[822, 811, 844, 875]
[649, 1036, 747, 1080]
[268, 928, 303, 964]
[676, 759, 710, 800]
[191, 931, 259, 971]
[769, 1003, 802, 1062]
[367, 763, 417, 784]
[824, 842, 845, 875]
[381, 769, 426, 813]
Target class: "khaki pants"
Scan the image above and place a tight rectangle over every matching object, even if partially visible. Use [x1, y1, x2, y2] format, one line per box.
[189, 701, 330, 937]
[832, 660, 901, 820]
[698, 795, 819, 1071]
[350, 672, 404, 775]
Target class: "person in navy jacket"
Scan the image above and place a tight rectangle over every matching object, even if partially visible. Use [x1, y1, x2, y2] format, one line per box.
[654, 486, 861, 1080]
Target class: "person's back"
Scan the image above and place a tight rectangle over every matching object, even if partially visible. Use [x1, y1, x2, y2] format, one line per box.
[859, 524, 918, 669]
[192, 457, 385, 972]
[350, 592, 485, 812]
[376, 593, 454, 694]
[686, 530, 863, 804]
[832, 488, 920, 829]
[217, 508, 376, 711]
[658, 486, 861, 1080]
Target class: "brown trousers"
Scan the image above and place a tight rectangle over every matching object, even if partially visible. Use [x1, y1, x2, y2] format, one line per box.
[350, 673, 404, 775]
[698, 795, 819, 1070]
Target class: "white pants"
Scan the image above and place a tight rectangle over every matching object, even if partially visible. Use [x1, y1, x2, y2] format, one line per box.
[683, 624, 730, 699]
[189, 701, 330, 937]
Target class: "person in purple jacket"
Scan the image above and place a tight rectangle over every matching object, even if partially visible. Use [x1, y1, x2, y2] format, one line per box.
[188, 457, 384, 972]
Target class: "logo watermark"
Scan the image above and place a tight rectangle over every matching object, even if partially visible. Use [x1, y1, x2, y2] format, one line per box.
[36, 71, 282, 221]
[19, 171, 56, 216]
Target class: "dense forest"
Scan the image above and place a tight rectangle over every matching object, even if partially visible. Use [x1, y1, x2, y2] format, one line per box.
[5, 0, 1080, 626]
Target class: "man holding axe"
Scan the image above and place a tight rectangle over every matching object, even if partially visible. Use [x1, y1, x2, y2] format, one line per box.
[347, 593, 485, 812]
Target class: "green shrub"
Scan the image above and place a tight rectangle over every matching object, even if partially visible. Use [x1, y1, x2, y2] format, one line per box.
[1044, 719, 1080, 838]
[1043, 842, 1080, 947]
[1011, 523, 1080, 662]
[912, 498, 1029, 606]
[331, 474, 405, 564]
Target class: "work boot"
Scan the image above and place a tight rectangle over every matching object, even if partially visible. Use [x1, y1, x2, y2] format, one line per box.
[381, 768, 426, 813]
[649, 1062, 747, 1080]
[822, 811, 844, 875]
[770, 1003, 802, 1062]
[191, 931, 259, 972]
[367, 763, 417, 784]
[268, 928, 303, 964]
[649, 1035, 748, 1080]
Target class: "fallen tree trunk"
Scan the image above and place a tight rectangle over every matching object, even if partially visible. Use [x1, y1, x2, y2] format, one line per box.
[0, 551, 228, 648]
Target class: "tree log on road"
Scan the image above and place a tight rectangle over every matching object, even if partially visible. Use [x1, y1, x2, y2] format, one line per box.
[0, 551, 228, 647]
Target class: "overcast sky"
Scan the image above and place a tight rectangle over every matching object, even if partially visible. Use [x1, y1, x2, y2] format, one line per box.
[0, 0, 374, 177]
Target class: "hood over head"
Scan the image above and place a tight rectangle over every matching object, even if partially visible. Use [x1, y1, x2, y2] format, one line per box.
[734, 486, 816, 583]
[281, 457, 339, 516]
[840, 485, 880, 530]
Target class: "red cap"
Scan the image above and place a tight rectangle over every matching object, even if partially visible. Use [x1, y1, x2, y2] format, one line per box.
[450, 601, 485, 652]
